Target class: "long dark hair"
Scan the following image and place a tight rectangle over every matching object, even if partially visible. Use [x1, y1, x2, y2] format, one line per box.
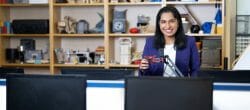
[154, 6, 187, 50]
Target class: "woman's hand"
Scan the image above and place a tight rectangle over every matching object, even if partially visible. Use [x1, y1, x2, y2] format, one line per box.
[139, 59, 149, 70]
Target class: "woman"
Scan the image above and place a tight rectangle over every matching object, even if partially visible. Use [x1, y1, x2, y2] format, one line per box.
[139, 6, 200, 77]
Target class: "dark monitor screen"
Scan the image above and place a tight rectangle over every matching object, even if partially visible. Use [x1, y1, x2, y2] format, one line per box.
[61, 68, 135, 80]
[125, 77, 213, 110]
[198, 70, 250, 83]
[0, 67, 24, 78]
[7, 74, 86, 110]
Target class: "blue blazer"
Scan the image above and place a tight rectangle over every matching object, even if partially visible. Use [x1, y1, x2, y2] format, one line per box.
[140, 36, 200, 77]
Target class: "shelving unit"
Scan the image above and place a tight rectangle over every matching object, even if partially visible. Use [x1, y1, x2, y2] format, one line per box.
[164, 1, 222, 5]
[166, 0, 225, 69]
[50, 0, 106, 73]
[107, 1, 162, 71]
[0, 3, 50, 73]
[0, 0, 225, 74]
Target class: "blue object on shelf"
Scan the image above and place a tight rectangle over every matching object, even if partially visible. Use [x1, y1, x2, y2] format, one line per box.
[215, 9, 222, 24]
[202, 22, 212, 34]
[4, 21, 11, 34]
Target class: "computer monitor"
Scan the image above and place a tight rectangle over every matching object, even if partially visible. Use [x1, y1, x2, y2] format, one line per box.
[61, 68, 135, 80]
[0, 67, 24, 78]
[198, 70, 250, 83]
[7, 74, 86, 110]
[125, 77, 213, 110]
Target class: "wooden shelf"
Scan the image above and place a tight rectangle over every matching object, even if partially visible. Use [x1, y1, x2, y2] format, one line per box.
[108, 33, 222, 37]
[109, 33, 154, 37]
[108, 2, 162, 6]
[0, 34, 50, 37]
[53, 34, 104, 37]
[53, 3, 104, 7]
[0, 4, 48, 7]
[201, 65, 222, 69]
[109, 64, 139, 68]
[165, 1, 222, 5]
[186, 33, 222, 37]
[54, 64, 105, 68]
[1, 63, 50, 67]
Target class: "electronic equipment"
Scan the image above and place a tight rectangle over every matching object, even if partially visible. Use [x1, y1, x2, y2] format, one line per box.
[12, 19, 49, 34]
[20, 39, 35, 50]
[112, 9, 127, 33]
[191, 25, 200, 33]
[5, 48, 18, 63]
[113, 19, 126, 33]
[198, 70, 250, 83]
[125, 77, 213, 110]
[7, 74, 86, 110]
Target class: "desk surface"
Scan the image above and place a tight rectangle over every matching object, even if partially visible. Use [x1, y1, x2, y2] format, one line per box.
[1, 79, 250, 110]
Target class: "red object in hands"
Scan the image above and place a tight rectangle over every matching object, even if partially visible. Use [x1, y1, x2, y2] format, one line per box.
[132, 59, 141, 65]
[144, 56, 163, 63]
[129, 28, 140, 33]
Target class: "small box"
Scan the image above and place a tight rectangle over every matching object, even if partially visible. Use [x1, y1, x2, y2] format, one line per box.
[202, 39, 221, 49]
[216, 24, 223, 34]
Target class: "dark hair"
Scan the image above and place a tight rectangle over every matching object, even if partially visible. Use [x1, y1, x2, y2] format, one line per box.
[154, 6, 187, 50]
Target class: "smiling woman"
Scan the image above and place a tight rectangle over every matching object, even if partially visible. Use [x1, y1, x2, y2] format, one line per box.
[159, 13, 178, 39]
[138, 6, 200, 77]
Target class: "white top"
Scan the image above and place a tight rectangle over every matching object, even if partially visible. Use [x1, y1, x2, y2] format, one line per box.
[163, 44, 177, 77]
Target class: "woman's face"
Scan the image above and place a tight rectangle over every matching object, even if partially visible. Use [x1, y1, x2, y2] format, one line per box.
[159, 12, 179, 38]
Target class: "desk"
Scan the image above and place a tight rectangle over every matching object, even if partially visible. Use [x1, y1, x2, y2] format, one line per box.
[1, 79, 250, 110]
[0, 79, 6, 110]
